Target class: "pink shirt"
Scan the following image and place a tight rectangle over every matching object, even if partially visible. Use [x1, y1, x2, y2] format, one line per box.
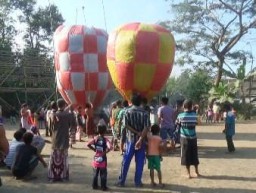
[87, 136, 112, 168]
[147, 134, 162, 156]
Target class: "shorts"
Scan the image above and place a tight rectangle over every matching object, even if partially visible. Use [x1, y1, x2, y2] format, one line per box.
[147, 155, 161, 171]
[160, 127, 174, 141]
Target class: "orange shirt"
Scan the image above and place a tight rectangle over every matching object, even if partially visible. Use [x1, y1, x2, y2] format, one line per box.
[147, 134, 162, 156]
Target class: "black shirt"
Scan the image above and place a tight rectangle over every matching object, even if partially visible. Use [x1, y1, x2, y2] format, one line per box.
[12, 144, 37, 172]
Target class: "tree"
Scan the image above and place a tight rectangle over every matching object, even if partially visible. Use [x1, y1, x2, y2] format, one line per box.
[165, 69, 212, 105]
[0, 0, 64, 112]
[163, 0, 256, 87]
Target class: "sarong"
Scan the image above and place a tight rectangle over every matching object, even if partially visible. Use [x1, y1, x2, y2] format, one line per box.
[48, 149, 69, 181]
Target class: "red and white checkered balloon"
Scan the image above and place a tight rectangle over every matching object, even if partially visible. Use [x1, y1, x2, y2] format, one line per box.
[54, 25, 112, 108]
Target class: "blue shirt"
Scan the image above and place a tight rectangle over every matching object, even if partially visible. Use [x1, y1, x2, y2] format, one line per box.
[225, 111, 235, 136]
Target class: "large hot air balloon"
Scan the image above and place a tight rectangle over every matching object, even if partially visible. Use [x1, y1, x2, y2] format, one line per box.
[107, 22, 175, 101]
[54, 25, 112, 108]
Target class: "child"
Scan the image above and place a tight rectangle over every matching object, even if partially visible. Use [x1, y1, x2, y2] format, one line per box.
[87, 125, 112, 191]
[147, 124, 164, 188]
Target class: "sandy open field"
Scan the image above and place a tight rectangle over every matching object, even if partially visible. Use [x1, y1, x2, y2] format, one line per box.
[1, 121, 256, 193]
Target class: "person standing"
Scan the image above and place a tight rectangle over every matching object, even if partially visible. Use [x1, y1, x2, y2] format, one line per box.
[213, 102, 220, 123]
[116, 93, 151, 187]
[48, 99, 76, 182]
[20, 103, 33, 130]
[117, 100, 129, 155]
[85, 102, 95, 138]
[147, 124, 164, 188]
[176, 99, 199, 179]
[87, 125, 112, 191]
[0, 120, 9, 166]
[157, 97, 176, 152]
[112, 100, 122, 151]
[76, 106, 85, 142]
[223, 102, 236, 153]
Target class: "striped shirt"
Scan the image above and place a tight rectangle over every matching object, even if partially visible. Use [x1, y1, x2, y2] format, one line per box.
[124, 106, 151, 142]
[177, 111, 197, 139]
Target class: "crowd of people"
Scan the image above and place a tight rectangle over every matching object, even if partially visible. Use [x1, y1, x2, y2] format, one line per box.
[0, 95, 236, 190]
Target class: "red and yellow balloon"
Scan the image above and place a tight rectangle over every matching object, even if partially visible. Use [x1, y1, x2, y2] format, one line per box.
[107, 22, 175, 101]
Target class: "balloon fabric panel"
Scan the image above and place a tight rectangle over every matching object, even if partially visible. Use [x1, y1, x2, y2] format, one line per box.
[135, 31, 159, 64]
[70, 53, 84, 72]
[117, 63, 134, 90]
[115, 31, 136, 63]
[134, 64, 155, 91]
[159, 33, 175, 64]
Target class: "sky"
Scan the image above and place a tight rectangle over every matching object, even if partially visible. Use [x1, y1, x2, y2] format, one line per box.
[36, 0, 255, 76]
[36, 0, 183, 77]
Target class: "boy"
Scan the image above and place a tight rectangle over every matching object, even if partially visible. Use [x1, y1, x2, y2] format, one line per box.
[12, 132, 47, 180]
[147, 124, 164, 188]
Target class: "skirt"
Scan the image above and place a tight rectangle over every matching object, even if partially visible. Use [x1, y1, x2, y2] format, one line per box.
[48, 149, 69, 181]
[181, 137, 199, 166]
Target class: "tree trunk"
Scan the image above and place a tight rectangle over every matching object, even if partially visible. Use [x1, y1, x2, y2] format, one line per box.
[214, 58, 224, 87]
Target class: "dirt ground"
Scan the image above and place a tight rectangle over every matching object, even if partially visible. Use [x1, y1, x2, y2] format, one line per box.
[1, 121, 256, 193]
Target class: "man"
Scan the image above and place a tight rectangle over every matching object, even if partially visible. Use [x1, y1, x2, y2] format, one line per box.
[117, 93, 150, 187]
[223, 102, 236, 153]
[5, 129, 26, 169]
[48, 99, 76, 182]
[176, 99, 199, 178]
[112, 100, 122, 150]
[12, 132, 47, 180]
[157, 97, 176, 152]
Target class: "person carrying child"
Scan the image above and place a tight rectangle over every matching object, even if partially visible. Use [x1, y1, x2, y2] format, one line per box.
[87, 125, 112, 191]
[147, 124, 164, 188]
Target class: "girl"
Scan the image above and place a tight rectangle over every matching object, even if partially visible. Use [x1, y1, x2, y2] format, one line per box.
[87, 125, 112, 191]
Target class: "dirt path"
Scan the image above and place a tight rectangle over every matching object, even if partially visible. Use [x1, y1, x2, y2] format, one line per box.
[1, 121, 256, 193]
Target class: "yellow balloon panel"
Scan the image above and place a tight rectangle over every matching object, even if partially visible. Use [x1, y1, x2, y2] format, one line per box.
[115, 31, 136, 63]
[159, 33, 176, 64]
[134, 64, 155, 92]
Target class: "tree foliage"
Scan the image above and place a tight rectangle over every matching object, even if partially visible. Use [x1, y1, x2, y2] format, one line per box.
[163, 0, 256, 86]
[165, 69, 212, 105]
[0, 0, 64, 113]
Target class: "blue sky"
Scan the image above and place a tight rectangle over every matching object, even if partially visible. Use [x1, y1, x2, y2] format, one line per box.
[38, 0, 172, 32]
[36, 0, 255, 76]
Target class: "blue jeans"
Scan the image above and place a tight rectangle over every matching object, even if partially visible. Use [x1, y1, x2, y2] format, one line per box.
[118, 141, 145, 186]
[160, 127, 174, 141]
